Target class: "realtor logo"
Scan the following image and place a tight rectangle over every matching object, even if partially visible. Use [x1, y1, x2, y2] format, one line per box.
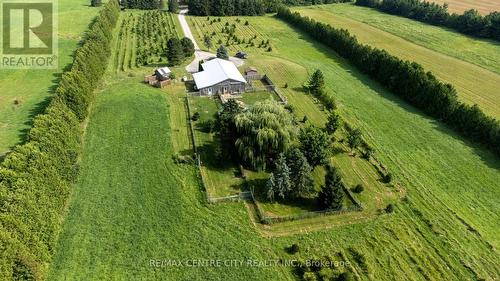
[1, 0, 57, 69]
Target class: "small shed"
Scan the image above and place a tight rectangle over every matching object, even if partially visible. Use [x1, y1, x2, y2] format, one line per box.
[244, 67, 260, 80]
[155, 67, 172, 81]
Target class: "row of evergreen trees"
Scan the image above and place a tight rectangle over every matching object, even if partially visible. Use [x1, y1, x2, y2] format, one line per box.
[276, 7, 500, 158]
[0, 1, 120, 280]
[187, 0, 350, 15]
[356, 0, 500, 41]
[187, 0, 267, 16]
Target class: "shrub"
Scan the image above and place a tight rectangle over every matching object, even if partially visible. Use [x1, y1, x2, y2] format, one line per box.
[353, 184, 364, 193]
[383, 172, 393, 183]
[192, 112, 200, 121]
[386, 203, 395, 213]
[287, 243, 300, 254]
[338, 271, 354, 281]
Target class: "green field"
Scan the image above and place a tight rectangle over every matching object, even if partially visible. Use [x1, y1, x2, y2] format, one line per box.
[47, 76, 293, 280]
[0, 0, 100, 153]
[294, 3, 500, 119]
[430, 0, 500, 15]
[188, 14, 500, 279]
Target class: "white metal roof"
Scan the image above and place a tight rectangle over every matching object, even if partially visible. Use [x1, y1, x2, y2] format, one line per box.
[193, 58, 246, 89]
[157, 67, 171, 77]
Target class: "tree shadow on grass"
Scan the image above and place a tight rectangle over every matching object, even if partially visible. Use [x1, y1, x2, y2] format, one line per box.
[276, 17, 500, 170]
[197, 141, 241, 175]
[246, 177, 320, 213]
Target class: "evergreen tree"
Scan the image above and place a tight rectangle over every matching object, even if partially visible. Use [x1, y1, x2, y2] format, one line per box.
[299, 125, 330, 167]
[287, 148, 314, 198]
[166, 38, 184, 66]
[306, 69, 325, 96]
[215, 99, 242, 159]
[216, 45, 229, 59]
[203, 35, 212, 50]
[268, 153, 291, 200]
[180, 37, 195, 57]
[318, 165, 344, 210]
[325, 111, 342, 134]
[168, 0, 178, 12]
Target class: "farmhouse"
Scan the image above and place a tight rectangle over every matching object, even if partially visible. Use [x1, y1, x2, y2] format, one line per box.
[193, 58, 247, 95]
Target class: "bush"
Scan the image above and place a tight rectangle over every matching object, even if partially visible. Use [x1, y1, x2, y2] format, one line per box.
[338, 271, 354, 281]
[286, 243, 300, 254]
[353, 184, 364, 193]
[386, 203, 395, 213]
[192, 112, 200, 121]
[383, 172, 393, 183]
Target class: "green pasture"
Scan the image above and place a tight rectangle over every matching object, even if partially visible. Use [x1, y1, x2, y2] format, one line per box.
[188, 14, 500, 280]
[0, 0, 100, 152]
[295, 3, 500, 118]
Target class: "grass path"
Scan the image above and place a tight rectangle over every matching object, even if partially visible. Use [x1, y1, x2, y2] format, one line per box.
[295, 4, 500, 118]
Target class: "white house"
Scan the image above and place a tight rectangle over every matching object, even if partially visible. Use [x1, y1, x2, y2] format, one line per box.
[193, 58, 247, 96]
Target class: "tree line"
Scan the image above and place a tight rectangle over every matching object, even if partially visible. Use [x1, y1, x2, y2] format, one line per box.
[0, 1, 120, 280]
[356, 0, 500, 41]
[187, 0, 267, 16]
[276, 7, 500, 158]
[122, 0, 160, 9]
[187, 0, 350, 16]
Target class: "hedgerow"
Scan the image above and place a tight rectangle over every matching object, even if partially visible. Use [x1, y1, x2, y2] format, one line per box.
[276, 7, 500, 158]
[0, 0, 120, 280]
[187, 0, 351, 16]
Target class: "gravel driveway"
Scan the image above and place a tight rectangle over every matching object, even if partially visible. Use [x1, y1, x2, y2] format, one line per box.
[178, 9, 245, 73]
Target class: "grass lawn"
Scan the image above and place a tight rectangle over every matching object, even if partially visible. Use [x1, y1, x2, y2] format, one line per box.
[294, 3, 500, 119]
[188, 96, 244, 197]
[0, 0, 100, 153]
[239, 91, 279, 105]
[188, 14, 500, 280]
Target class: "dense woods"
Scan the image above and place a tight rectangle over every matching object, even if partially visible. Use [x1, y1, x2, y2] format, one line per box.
[0, 0, 120, 279]
[277, 7, 500, 158]
[123, 0, 160, 9]
[356, 0, 500, 41]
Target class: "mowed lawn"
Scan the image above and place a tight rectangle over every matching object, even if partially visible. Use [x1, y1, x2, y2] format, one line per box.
[0, 0, 99, 153]
[47, 78, 293, 280]
[430, 0, 500, 15]
[189, 15, 500, 280]
[294, 4, 500, 118]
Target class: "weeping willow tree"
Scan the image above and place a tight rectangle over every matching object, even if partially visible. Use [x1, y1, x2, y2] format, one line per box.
[235, 100, 296, 170]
